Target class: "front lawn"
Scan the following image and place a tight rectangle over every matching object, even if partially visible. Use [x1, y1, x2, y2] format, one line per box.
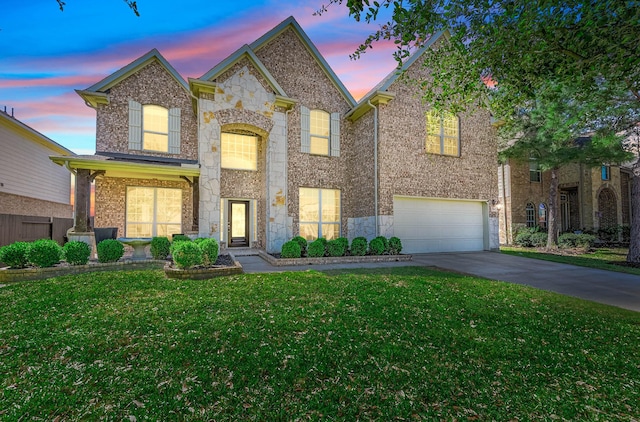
[501, 246, 640, 276]
[1, 268, 639, 420]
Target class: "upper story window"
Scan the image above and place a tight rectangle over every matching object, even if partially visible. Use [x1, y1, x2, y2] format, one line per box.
[301, 106, 340, 157]
[529, 157, 541, 182]
[143, 105, 168, 152]
[601, 165, 610, 181]
[221, 132, 258, 170]
[425, 110, 459, 156]
[128, 100, 181, 154]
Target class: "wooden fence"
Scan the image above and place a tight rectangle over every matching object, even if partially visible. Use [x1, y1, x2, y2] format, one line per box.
[0, 214, 74, 247]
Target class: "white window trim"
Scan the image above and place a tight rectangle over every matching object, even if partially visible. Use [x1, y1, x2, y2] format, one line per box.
[299, 188, 341, 240]
[301, 106, 340, 157]
[426, 111, 460, 156]
[128, 100, 181, 154]
[125, 186, 182, 237]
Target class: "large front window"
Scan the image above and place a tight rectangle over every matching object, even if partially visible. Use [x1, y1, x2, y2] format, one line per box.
[221, 133, 258, 170]
[126, 187, 182, 237]
[299, 188, 341, 240]
[143, 105, 169, 152]
[426, 110, 459, 156]
[310, 110, 330, 155]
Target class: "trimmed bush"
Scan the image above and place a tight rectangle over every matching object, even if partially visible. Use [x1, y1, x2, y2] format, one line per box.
[150, 237, 171, 260]
[63, 241, 91, 265]
[281, 240, 302, 259]
[172, 234, 191, 244]
[350, 237, 368, 256]
[97, 239, 124, 263]
[375, 236, 389, 254]
[327, 238, 347, 257]
[307, 239, 326, 258]
[0, 241, 30, 269]
[171, 241, 202, 269]
[530, 232, 548, 248]
[199, 238, 219, 266]
[27, 239, 63, 268]
[389, 237, 403, 255]
[291, 236, 308, 256]
[558, 233, 596, 249]
[193, 237, 207, 245]
[335, 237, 349, 254]
[369, 237, 385, 255]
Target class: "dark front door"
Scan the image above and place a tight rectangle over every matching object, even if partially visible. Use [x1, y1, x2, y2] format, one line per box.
[228, 200, 250, 247]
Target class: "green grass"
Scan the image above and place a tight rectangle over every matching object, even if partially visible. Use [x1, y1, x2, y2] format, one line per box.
[1, 268, 639, 420]
[501, 246, 640, 275]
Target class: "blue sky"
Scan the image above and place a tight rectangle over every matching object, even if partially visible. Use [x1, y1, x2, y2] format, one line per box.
[0, 0, 397, 154]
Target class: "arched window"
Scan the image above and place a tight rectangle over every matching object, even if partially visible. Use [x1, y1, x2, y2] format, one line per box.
[310, 109, 330, 155]
[538, 203, 547, 229]
[143, 104, 169, 152]
[525, 203, 536, 227]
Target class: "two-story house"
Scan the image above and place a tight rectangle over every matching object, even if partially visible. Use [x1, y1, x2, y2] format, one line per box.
[52, 16, 499, 254]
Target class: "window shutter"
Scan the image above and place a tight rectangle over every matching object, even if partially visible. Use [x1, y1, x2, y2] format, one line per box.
[168, 107, 181, 154]
[300, 105, 310, 154]
[330, 112, 340, 157]
[128, 100, 142, 150]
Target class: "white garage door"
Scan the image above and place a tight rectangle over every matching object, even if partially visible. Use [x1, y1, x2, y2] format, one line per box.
[393, 197, 486, 253]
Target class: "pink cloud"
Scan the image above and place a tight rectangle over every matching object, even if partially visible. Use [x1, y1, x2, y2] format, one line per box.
[0, 74, 106, 89]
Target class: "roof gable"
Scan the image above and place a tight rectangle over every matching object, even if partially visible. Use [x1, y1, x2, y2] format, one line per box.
[199, 45, 286, 97]
[0, 111, 75, 156]
[82, 48, 189, 94]
[250, 16, 356, 107]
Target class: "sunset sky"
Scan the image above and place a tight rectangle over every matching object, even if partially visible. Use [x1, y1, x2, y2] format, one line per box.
[1, 0, 398, 155]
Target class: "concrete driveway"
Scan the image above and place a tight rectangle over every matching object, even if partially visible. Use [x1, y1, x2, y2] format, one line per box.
[235, 251, 640, 312]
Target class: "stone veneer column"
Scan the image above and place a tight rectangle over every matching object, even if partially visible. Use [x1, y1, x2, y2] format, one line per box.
[198, 100, 221, 242]
[265, 112, 288, 253]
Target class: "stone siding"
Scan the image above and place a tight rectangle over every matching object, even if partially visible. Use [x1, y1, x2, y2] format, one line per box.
[95, 60, 198, 160]
[95, 176, 192, 238]
[0, 191, 73, 218]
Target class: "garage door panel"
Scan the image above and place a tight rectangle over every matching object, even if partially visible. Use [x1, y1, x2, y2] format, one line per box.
[393, 197, 485, 253]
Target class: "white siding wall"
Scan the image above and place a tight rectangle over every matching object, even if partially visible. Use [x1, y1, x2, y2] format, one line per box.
[0, 124, 71, 204]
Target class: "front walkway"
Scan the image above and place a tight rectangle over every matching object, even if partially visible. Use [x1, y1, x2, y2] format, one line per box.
[234, 251, 640, 312]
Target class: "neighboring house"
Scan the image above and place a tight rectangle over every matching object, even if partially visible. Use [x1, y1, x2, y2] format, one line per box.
[52, 16, 499, 254]
[498, 158, 632, 244]
[0, 108, 75, 245]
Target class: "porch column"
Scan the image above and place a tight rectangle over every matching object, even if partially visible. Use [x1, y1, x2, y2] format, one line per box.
[74, 169, 91, 232]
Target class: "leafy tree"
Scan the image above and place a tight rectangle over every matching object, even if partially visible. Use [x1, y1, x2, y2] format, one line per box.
[56, 0, 139, 16]
[322, 0, 640, 259]
[500, 81, 632, 248]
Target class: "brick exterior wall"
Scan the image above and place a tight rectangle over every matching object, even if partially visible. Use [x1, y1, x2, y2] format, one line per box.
[94, 177, 193, 238]
[95, 60, 198, 160]
[254, 27, 355, 239]
[376, 60, 498, 216]
[0, 191, 73, 218]
[501, 159, 629, 242]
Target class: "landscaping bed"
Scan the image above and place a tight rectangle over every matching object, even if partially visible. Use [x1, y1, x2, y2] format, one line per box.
[261, 250, 412, 266]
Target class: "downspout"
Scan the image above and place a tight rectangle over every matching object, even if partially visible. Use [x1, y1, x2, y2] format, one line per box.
[368, 100, 379, 237]
[501, 163, 509, 244]
[284, 108, 292, 240]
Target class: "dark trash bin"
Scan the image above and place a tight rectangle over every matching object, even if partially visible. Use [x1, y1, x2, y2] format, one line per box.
[94, 227, 118, 245]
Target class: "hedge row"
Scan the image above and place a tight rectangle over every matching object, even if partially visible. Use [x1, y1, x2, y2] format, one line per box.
[280, 236, 403, 259]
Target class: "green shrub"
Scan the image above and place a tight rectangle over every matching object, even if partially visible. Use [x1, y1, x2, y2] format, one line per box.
[375, 236, 389, 254]
[199, 238, 219, 266]
[530, 232, 548, 248]
[597, 226, 621, 242]
[150, 237, 171, 260]
[97, 239, 124, 263]
[281, 241, 302, 258]
[335, 237, 349, 254]
[291, 236, 308, 256]
[307, 239, 326, 257]
[558, 233, 596, 249]
[389, 237, 403, 255]
[27, 239, 63, 268]
[172, 234, 191, 244]
[171, 241, 202, 269]
[63, 241, 91, 265]
[514, 226, 543, 247]
[350, 237, 368, 256]
[0, 241, 30, 269]
[621, 225, 631, 243]
[369, 237, 385, 255]
[327, 238, 347, 257]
